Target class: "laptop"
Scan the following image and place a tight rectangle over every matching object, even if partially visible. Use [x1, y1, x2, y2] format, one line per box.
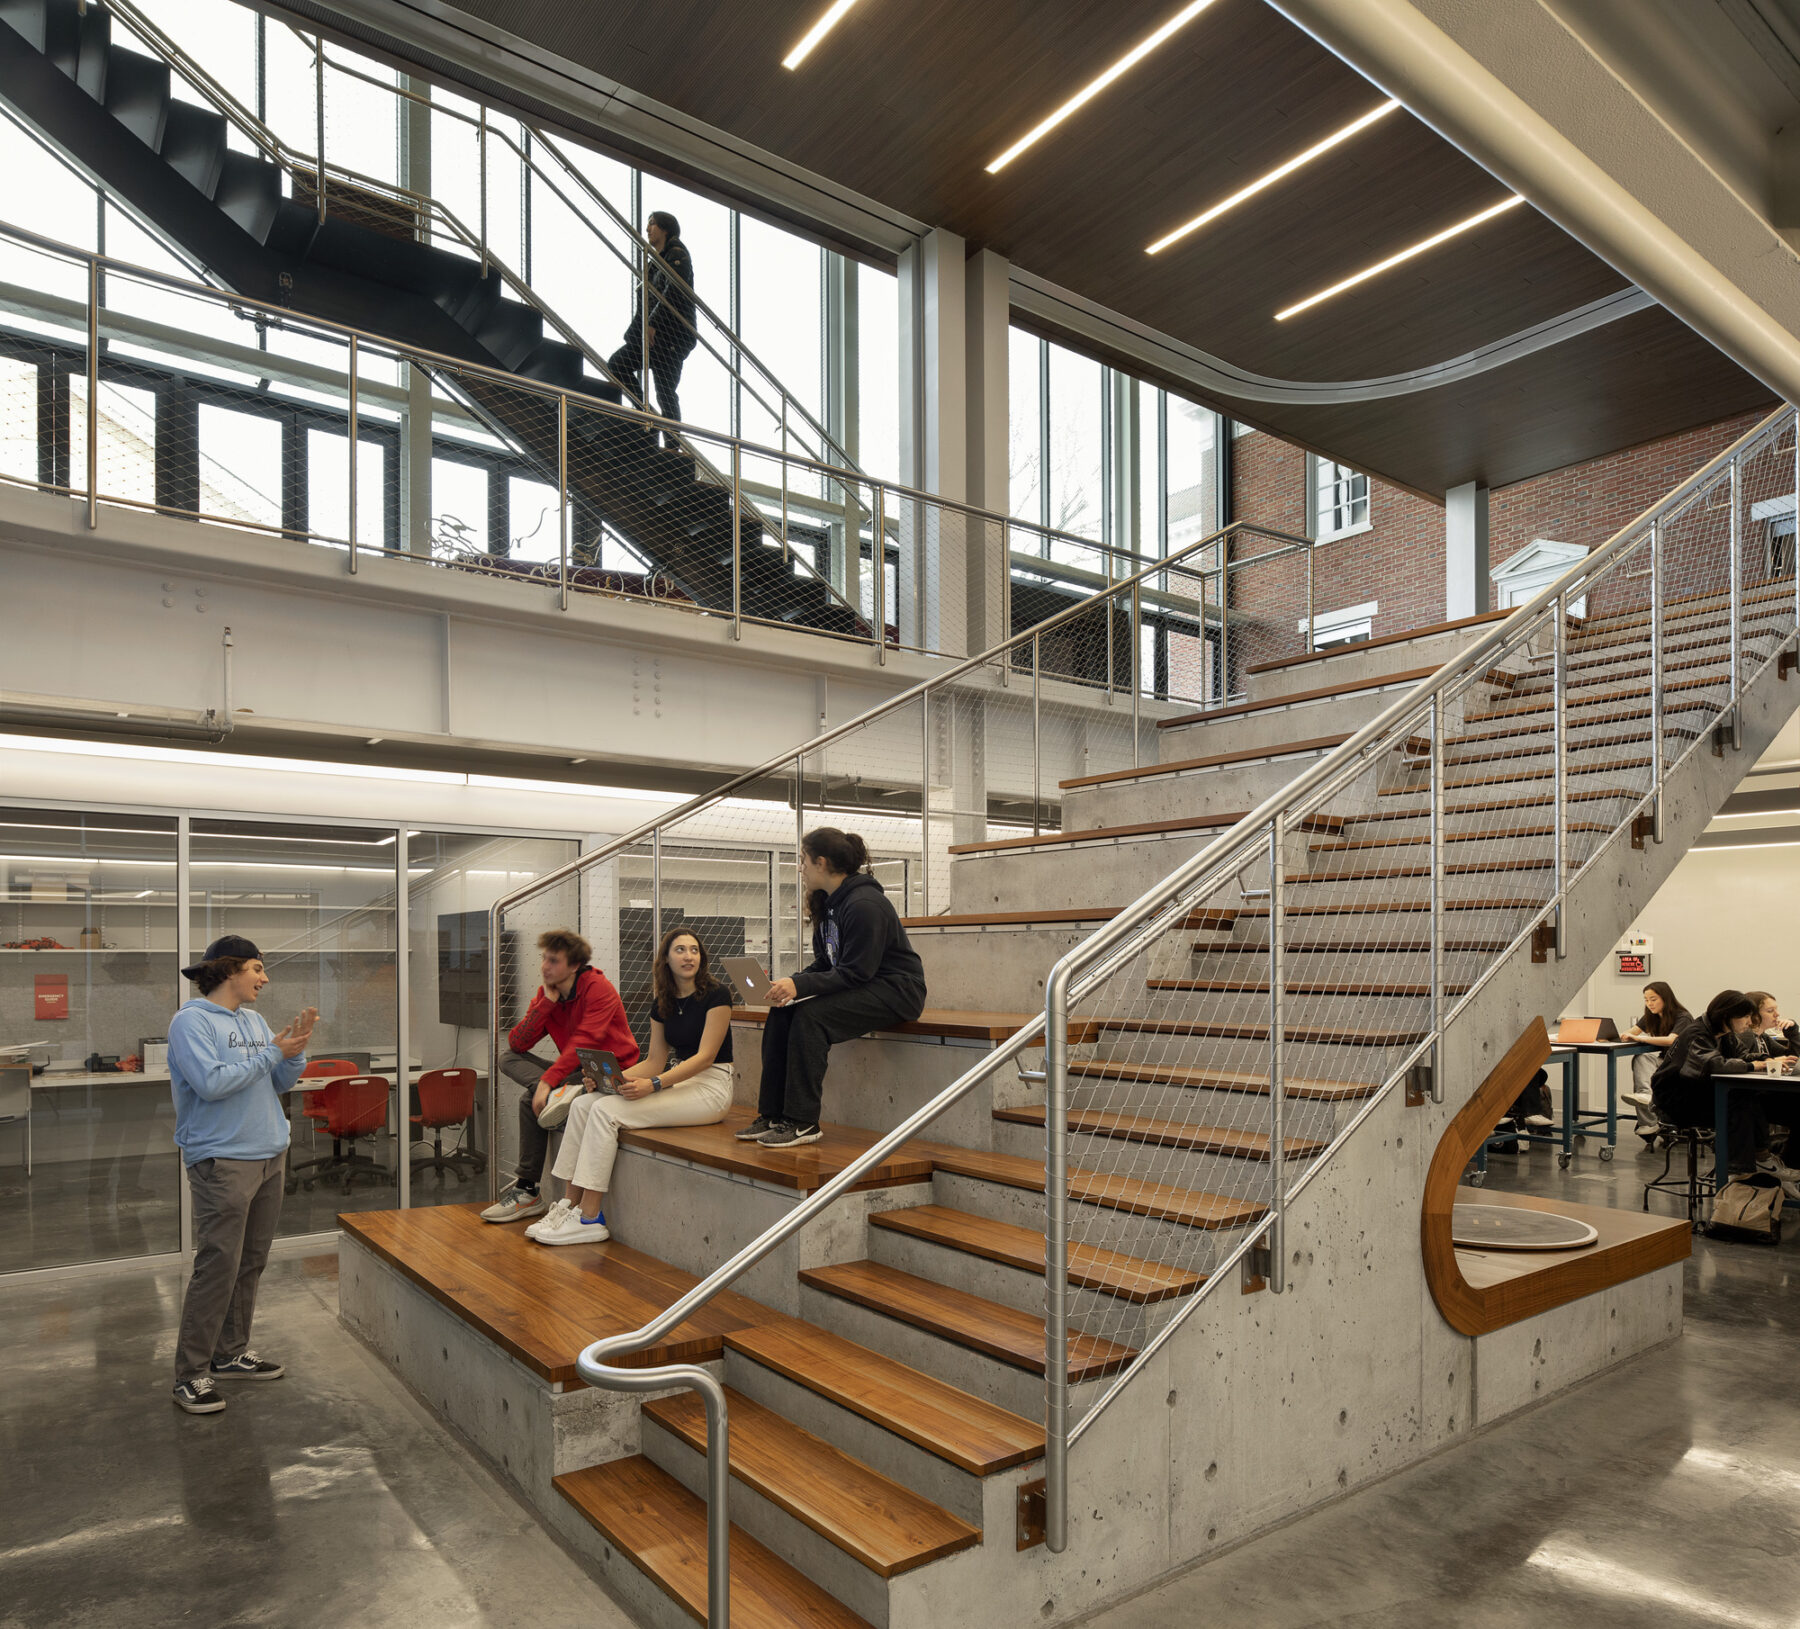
[575, 1048, 627, 1095]
[720, 956, 810, 1006]
[1555, 1017, 1620, 1044]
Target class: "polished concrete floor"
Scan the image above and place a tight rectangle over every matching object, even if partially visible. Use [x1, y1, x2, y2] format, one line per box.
[1, 1137, 1794, 1628]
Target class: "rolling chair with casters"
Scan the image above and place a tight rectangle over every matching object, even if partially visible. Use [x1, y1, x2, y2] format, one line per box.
[286, 1076, 393, 1194]
[410, 1068, 485, 1184]
[1643, 1123, 1716, 1232]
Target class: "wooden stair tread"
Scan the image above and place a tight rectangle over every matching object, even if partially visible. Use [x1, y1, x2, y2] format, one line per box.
[871, 1202, 1205, 1303]
[1266, 858, 1552, 882]
[724, 1310, 1043, 1475]
[919, 1142, 1269, 1229]
[643, 1387, 979, 1578]
[554, 1455, 873, 1629]
[336, 1205, 769, 1385]
[1246, 609, 1510, 675]
[799, 1260, 1137, 1381]
[621, 1106, 937, 1194]
[1155, 666, 1439, 729]
[1238, 897, 1542, 918]
[995, 1104, 1325, 1162]
[946, 810, 1342, 857]
[1310, 825, 1611, 850]
[1146, 976, 1470, 997]
[1059, 733, 1350, 791]
[901, 907, 1121, 928]
[729, 1006, 1095, 1043]
[1068, 1058, 1376, 1101]
[1350, 784, 1642, 819]
[1094, 1015, 1427, 1044]
[1196, 937, 1509, 956]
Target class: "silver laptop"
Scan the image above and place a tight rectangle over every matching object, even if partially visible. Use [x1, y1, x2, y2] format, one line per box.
[721, 956, 810, 1005]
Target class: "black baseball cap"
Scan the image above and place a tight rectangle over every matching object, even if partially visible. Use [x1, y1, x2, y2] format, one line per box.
[180, 935, 264, 980]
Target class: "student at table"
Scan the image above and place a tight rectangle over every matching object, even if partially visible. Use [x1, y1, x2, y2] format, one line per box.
[1621, 981, 1689, 1147]
[1746, 991, 1800, 1058]
[1650, 989, 1795, 1193]
[527, 926, 735, 1246]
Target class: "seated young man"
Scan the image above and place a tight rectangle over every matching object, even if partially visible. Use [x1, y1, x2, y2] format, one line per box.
[480, 929, 638, 1223]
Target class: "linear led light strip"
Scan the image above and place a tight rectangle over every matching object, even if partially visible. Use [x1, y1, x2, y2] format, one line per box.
[986, 0, 1222, 174]
[1147, 100, 1400, 254]
[1274, 193, 1527, 321]
[783, 0, 864, 70]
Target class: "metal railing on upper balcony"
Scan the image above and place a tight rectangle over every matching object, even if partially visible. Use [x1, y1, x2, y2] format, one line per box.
[521, 404, 1798, 1626]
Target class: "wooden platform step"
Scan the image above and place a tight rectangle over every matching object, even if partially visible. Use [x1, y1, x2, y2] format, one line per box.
[799, 1260, 1138, 1381]
[1246, 609, 1511, 677]
[1059, 733, 1350, 791]
[1154, 665, 1439, 730]
[622, 1105, 937, 1195]
[643, 1387, 980, 1578]
[870, 1202, 1205, 1303]
[724, 1311, 1043, 1476]
[946, 810, 1341, 858]
[1067, 1058, 1377, 1101]
[921, 1143, 1269, 1229]
[729, 1006, 1096, 1044]
[555, 1454, 873, 1629]
[994, 1104, 1326, 1162]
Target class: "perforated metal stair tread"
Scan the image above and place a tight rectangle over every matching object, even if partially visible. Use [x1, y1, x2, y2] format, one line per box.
[1059, 734, 1351, 790]
[994, 1104, 1326, 1162]
[798, 1260, 1138, 1381]
[919, 1143, 1269, 1229]
[1067, 1058, 1377, 1101]
[642, 1387, 980, 1578]
[870, 1203, 1206, 1303]
[723, 1311, 1044, 1476]
[554, 1455, 874, 1629]
[1154, 666, 1440, 730]
[945, 811, 1342, 857]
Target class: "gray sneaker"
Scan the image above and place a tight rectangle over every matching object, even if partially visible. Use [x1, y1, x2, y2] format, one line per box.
[734, 1115, 777, 1142]
[758, 1121, 822, 1148]
[480, 1184, 546, 1224]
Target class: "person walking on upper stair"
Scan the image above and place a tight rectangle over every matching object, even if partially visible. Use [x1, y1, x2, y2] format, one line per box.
[595, 210, 697, 437]
[743, 827, 926, 1149]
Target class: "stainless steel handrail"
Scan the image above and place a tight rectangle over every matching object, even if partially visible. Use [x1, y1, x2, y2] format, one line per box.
[1036, 399, 1797, 1551]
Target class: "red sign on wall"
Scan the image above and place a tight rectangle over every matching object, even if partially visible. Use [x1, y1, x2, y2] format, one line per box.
[1616, 952, 1650, 977]
[34, 974, 68, 1019]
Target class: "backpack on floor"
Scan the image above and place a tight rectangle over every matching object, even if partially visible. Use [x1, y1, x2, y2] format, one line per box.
[1710, 1173, 1783, 1243]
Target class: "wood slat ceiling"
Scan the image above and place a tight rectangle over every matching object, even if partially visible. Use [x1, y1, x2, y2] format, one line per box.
[395, 0, 1775, 491]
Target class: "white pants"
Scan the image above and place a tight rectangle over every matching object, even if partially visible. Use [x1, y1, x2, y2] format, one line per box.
[1630, 1051, 1663, 1134]
[550, 1063, 734, 1195]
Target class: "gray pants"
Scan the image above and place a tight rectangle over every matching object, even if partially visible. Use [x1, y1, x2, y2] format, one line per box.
[175, 1151, 286, 1384]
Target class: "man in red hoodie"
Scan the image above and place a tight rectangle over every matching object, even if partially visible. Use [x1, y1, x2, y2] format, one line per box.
[480, 929, 639, 1223]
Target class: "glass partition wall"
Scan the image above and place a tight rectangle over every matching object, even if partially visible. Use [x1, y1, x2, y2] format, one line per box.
[0, 804, 577, 1278]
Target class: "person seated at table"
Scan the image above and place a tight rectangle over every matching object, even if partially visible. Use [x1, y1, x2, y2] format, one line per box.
[1745, 991, 1800, 1058]
[1622, 981, 1689, 1147]
[527, 926, 735, 1246]
[1649, 990, 1795, 1193]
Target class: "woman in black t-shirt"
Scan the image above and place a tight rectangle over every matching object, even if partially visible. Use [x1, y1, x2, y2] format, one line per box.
[531, 927, 736, 1246]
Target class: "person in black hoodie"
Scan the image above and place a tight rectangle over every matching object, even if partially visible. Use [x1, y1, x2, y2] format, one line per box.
[594, 210, 698, 437]
[1649, 989, 1789, 1183]
[740, 827, 926, 1148]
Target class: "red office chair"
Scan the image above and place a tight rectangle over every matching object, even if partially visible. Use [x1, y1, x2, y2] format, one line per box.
[297, 1058, 358, 1123]
[287, 1076, 392, 1194]
[410, 1067, 485, 1184]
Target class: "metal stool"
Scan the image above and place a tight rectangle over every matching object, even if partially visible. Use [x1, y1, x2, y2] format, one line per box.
[1643, 1124, 1715, 1231]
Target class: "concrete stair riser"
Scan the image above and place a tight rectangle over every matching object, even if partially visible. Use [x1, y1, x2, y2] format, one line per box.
[1154, 685, 1475, 760]
[1342, 794, 1646, 840]
[1126, 986, 1433, 1034]
[1063, 753, 1382, 829]
[1184, 945, 1496, 986]
[1251, 871, 1558, 910]
[909, 924, 1110, 1011]
[987, 1114, 1301, 1208]
[796, 1279, 1112, 1422]
[1232, 903, 1542, 941]
[1064, 1077, 1354, 1141]
[1236, 622, 1515, 696]
[1081, 1030, 1421, 1080]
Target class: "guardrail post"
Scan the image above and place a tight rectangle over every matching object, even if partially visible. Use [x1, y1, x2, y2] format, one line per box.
[731, 442, 743, 641]
[794, 754, 806, 969]
[1131, 578, 1142, 768]
[920, 689, 932, 918]
[1218, 546, 1231, 701]
[1043, 960, 1071, 1555]
[1552, 599, 1567, 958]
[478, 104, 488, 275]
[347, 334, 359, 574]
[85, 257, 97, 529]
[557, 392, 569, 610]
[1267, 816, 1286, 1294]
[1000, 519, 1012, 687]
[1104, 545, 1116, 707]
[874, 485, 887, 666]
[486, 902, 502, 1204]
[1305, 543, 1315, 654]
[1428, 692, 1445, 1103]
[1650, 518, 1664, 844]
[314, 38, 326, 224]
[780, 398, 790, 568]
[1729, 454, 1743, 750]
[652, 826, 662, 945]
[1031, 633, 1042, 837]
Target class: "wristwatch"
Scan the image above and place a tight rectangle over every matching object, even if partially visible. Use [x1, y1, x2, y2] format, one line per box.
[651, 1075, 664, 1093]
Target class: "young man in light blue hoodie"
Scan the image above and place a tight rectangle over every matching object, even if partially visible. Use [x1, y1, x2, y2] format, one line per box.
[168, 935, 318, 1415]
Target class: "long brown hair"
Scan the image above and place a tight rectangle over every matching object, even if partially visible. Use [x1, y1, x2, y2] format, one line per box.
[651, 925, 715, 1022]
[802, 826, 870, 922]
[1637, 981, 1687, 1036]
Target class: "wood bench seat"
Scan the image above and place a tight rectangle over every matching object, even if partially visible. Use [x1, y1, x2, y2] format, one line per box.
[621, 1106, 937, 1194]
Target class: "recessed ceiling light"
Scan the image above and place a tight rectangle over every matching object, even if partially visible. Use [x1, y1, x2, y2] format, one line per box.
[1274, 194, 1527, 321]
[985, 0, 1222, 175]
[1147, 100, 1401, 255]
[782, 0, 864, 70]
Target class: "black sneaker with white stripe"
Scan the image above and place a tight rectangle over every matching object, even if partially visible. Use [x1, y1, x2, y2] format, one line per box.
[210, 1350, 284, 1380]
[734, 1115, 777, 1142]
[758, 1121, 822, 1148]
[173, 1376, 227, 1414]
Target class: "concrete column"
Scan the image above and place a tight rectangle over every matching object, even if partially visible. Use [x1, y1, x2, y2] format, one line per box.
[1446, 480, 1489, 620]
[400, 78, 433, 555]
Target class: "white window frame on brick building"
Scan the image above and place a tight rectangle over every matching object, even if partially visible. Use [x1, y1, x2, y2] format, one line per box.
[1308, 455, 1371, 543]
[1490, 538, 1589, 617]
[1302, 599, 1377, 649]
[1750, 493, 1795, 576]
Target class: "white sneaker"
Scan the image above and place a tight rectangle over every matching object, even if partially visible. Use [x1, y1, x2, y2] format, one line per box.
[1523, 1114, 1554, 1128]
[536, 1208, 611, 1246]
[536, 1079, 585, 1129]
[1755, 1153, 1800, 1182]
[1622, 1088, 1653, 1108]
[525, 1198, 574, 1240]
[479, 1184, 546, 1224]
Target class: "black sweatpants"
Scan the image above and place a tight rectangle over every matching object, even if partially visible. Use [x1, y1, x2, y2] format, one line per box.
[502, 1051, 551, 1188]
[759, 979, 926, 1128]
[601, 332, 689, 427]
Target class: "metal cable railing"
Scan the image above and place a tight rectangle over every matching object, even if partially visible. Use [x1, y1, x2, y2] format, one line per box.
[527, 405, 1797, 1626]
